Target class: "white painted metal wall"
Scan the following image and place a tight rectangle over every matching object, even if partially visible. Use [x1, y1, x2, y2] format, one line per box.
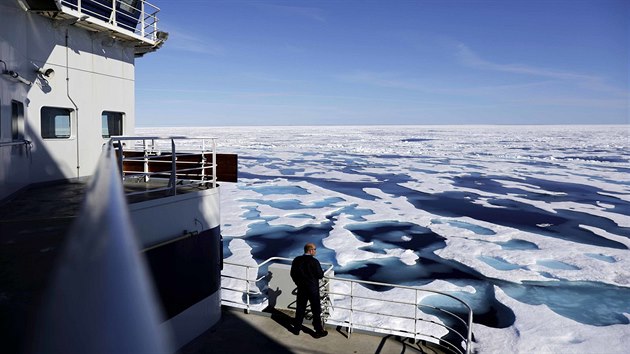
[130, 188, 222, 248]
[0, 0, 136, 199]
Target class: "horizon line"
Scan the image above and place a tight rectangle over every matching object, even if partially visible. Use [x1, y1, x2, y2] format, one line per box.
[136, 123, 629, 128]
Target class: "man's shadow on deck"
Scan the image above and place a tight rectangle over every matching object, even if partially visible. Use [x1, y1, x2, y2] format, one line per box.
[265, 287, 319, 337]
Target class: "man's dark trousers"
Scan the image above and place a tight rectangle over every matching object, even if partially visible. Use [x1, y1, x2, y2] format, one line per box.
[294, 283, 324, 332]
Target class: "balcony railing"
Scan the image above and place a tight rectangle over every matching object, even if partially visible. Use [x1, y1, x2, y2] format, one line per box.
[222, 257, 473, 354]
[108, 136, 217, 198]
[59, 0, 161, 43]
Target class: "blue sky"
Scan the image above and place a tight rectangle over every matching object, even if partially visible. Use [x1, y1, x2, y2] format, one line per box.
[134, 0, 629, 127]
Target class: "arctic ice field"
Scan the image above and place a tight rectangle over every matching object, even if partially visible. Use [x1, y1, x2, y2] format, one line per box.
[139, 125, 630, 353]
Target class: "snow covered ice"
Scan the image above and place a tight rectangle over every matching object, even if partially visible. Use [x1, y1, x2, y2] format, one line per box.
[139, 125, 630, 353]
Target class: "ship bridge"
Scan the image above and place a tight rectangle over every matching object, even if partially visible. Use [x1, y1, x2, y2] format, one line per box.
[17, 0, 166, 56]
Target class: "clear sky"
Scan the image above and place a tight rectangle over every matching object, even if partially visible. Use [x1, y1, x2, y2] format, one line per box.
[134, 0, 629, 127]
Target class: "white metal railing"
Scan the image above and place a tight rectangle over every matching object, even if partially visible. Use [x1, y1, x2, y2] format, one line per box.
[59, 0, 160, 42]
[221, 257, 473, 354]
[0, 140, 32, 148]
[328, 277, 473, 354]
[108, 136, 217, 197]
[33, 140, 172, 352]
[222, 257, 333, 312]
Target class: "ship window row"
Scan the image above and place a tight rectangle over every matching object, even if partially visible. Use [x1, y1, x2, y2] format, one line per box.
[38, 107, 125, 139]
[2, 104, 125, 140]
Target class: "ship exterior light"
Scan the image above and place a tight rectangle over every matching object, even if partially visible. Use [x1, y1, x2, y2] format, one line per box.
[37, 67, 55, 79]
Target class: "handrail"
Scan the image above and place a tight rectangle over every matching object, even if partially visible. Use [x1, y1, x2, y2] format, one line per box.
[107, 136, 217, 197]
[222, 257, 333, 312]
[32, 139, 172, 352]
[327, 276, 473, 354]
[0, 140, 31, 148]
[59, 0, 161, 42]
[221, 257, 473, 354]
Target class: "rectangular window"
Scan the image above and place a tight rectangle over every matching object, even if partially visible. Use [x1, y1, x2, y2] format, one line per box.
[102, 111, 124, 138]
[11, 100, 25, 140]
[41, 107, 72, 139]
[119, 0, 139, 12]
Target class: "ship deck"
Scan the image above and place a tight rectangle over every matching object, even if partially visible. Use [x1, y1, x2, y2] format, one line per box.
[179, 307, 443, 354]
[0, 180, 448, 354]
[0, 179, 215, 353]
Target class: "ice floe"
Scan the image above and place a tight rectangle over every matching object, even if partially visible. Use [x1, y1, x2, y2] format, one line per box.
[140, 125, 630, 354]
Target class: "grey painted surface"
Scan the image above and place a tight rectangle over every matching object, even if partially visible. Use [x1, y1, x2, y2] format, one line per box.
[268, 263, 297, 311]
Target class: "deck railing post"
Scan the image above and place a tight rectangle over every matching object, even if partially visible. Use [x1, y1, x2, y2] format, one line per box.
[141, 0, 145, 38]
[200, 139, 207, 183]
[143, 139, 150, 182]
[110, 0, 116, 25]
[116, 139, 123, 178]
[467, 307, 473, 354]
[212, 139, 217, 188]
[349, 281, 354, 338]
[170, 138, 176, 195]
[245, 266, 250, 314]
[414, 289, 418, 342]
[153, 15, 158, 41]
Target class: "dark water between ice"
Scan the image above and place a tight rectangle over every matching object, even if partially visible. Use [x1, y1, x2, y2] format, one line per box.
[225, 148, 630, 329]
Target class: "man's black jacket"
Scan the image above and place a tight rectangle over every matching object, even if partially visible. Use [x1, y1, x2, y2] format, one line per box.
[291, 254, 324, 289]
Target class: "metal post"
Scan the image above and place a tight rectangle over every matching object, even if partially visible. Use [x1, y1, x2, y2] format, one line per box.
[200, 139, 206, 182]
[153, 15, 158, 42]
[414, 290, 418, 342]
[466, 307, 473, 354]
[349, 281, 353, 338]
[140, 0, 145, 38]
[116, 139, 123, 178]
[212, 139, 217, 189]
[245, 266, 250, 314]
[143, 139, 149, 182]
[170, 139, 176, 195]
[77, 0, 82, 12]
[110, 0, 116, 25]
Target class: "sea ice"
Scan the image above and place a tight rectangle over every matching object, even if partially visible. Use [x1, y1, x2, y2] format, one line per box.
[139, 125, 630, 354]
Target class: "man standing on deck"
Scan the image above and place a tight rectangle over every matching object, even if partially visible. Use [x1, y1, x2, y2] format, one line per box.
[290, 243, 328, 338]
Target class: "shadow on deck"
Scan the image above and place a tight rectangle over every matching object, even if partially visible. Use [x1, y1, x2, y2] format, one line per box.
[1, 181, 446, 354]
[0, 179, 214, 353]
[179, 307, 444, 354]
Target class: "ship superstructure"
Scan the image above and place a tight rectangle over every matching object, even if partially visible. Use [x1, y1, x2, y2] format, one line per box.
[0, 1, 235, 352]
[1, 0, 166, 199]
